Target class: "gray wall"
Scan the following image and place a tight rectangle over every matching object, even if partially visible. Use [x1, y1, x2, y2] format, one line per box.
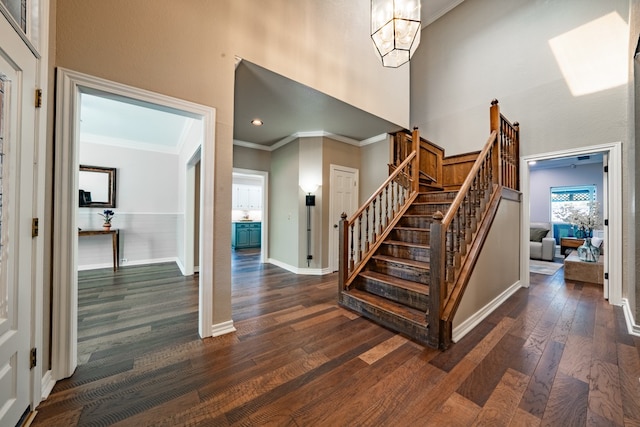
[359, 138, 391, 205]
[530, 163, 604, 223]
[233, 145, 271, 172]
[411, 0, 635, 318]
[269, 140, 300, 267]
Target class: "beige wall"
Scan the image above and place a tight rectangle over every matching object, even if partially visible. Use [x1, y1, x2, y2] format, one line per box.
[54, 0, 410, 326]
[453, 198, 521, 332]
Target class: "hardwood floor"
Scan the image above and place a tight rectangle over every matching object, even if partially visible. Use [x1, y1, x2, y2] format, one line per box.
[33, 251, 640, 426]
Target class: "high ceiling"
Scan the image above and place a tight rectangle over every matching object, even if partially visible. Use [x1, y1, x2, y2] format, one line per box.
[79, 0, 465, 151]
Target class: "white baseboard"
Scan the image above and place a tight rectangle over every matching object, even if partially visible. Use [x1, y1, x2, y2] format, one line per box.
[621, 298, 640, 337]
[452, 280, 523, 343]
[41, 370, 55, 400]
[78, 257, 179, 271]
[267, 258, 331, 275]
[211, 320, 236, 337]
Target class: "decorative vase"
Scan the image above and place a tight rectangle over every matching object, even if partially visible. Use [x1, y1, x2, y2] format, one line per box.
[103, 223, 111, 231]
[577, 237, 600, 262]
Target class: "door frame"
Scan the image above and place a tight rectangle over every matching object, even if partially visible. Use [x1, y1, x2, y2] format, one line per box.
[328, 164, 359, 272]
[232, 168, 269, 263]
[520, 142, 622, 306]
[52, 68, 216, 380]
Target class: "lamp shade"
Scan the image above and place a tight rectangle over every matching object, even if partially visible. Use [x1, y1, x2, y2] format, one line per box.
[371, 0, 421, 68]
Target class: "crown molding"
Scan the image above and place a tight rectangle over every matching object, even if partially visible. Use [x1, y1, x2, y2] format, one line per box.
[82, 133, 179, 155]
[233, 131, 390, 152]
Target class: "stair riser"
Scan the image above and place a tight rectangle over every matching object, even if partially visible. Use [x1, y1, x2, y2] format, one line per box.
[397, 216, 433, 228]
[416, 193, 457, 203]
[379, 243, 430, 262]
[406, 204, 451, 216]
[354, 276, 428, 311]
[388, 229, 430, 245]
[339, 293, 429, 345]
[368, 258, 430, 284]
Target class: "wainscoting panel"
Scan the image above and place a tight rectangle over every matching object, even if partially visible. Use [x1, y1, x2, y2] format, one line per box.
[78, 212, 180, 270]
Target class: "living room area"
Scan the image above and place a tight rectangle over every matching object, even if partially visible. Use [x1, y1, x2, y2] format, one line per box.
[528, 153, 605, 286]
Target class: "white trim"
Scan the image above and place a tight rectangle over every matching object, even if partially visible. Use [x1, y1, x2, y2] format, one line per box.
[78, 257, 180, 271]
[621, 298, 640, 337]
[53, 68, 217, 382]
[211, 320, 236, 337]
[234, 131, 389, 152]
[40, 370, 55, 400]
[520, 142, 623, 306]
[267, 258, 332, 275]
[82, 133, 181, 154]
[452, 280, 523, 342]
[423, 0, 466, 26]
[233, 168, 269, 263]
[359, 133, 389, 147]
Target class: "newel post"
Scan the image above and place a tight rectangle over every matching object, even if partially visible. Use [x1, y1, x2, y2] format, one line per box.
[428, 210, 445, 348]
[489, 99, 502, 186]
[338, 212, 348, 294]
[412, 127, 420, 194]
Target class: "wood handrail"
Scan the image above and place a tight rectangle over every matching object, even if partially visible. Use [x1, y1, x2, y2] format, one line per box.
[347, 151, 416, 224]
[440, 131, 497, 228]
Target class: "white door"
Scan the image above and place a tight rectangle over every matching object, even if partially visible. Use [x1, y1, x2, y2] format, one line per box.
[328, 165, 359, 272]
[0, 18, 37, 427]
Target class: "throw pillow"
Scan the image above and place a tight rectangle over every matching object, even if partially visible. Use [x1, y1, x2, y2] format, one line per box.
[530, 227, 549, 242]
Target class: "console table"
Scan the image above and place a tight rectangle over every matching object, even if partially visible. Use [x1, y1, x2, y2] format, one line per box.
[78, 229, 119, 271]
[560, 237, 585, 257]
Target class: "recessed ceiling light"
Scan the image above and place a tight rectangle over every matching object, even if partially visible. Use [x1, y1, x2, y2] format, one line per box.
[251, 119, 263, 126]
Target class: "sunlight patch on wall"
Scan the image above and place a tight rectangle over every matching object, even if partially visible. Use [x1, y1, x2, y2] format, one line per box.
[549, 12, 628, 97]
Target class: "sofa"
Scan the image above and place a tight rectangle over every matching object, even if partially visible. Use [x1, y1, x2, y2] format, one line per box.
[530, 222, 555, 261]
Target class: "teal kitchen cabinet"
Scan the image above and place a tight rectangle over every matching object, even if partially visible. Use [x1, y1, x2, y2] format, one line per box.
[232, 222, 261, 249]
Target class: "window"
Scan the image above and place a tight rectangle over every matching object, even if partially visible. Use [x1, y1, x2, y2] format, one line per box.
[550, 185, 597, 243]
[0, 0, 26, 33]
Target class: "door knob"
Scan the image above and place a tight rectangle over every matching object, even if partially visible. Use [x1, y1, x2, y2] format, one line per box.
[333, 224, 338, 228]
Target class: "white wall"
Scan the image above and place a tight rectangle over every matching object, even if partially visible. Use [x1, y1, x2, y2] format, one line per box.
[78, 141, 180, 269]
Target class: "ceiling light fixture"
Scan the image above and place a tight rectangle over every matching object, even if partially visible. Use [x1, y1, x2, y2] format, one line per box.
[371, 0, 421, 68]
[251, 119, 263, 126]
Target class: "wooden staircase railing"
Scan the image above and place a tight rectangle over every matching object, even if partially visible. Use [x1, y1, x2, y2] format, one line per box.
[339, 129, 422, 291]
[338, 99, 519, 350]
[428, 99, 519, 348]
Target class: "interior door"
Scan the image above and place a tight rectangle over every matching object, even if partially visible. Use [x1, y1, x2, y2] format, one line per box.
[329, 165, 358, 272]
[0, 17, 37, 426]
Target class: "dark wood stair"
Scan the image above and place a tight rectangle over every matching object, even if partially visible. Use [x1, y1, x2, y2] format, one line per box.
[339, 191, 456, 345]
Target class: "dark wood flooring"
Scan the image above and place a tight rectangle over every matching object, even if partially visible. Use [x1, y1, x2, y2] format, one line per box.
[33, 251, 640, 426]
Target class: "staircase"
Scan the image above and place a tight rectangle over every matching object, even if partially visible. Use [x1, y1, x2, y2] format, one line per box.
[340, 191, 457, 344]
[338, 100, 520, 349]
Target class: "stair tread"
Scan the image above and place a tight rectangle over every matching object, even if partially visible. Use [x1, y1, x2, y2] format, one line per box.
[394, 226, 430, 232]
[383, 239, 429, 249]
[360, 270, 429, 295]
[345, 288, 427, 326]
[372, 254, 429, 269]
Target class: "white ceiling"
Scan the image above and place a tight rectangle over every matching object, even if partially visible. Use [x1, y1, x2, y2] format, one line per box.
[79, 0, 465, 152]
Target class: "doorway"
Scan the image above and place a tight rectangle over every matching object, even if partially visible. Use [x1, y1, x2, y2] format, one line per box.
[328, 164, 359, 272]
[521, 142, 622, 305]
[52, 68, 217, 381]
[232, 168, 269, 263]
